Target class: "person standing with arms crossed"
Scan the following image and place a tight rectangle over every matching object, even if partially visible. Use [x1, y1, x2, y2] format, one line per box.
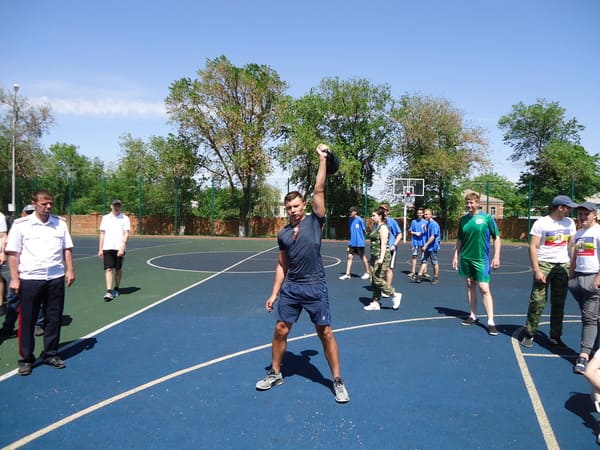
[256, 143, 350, 403]
[5, 189, 75, 375]
[520, 195, 577, 348]
[408, 208, 427, 280]
[98, 199, 131, 302]
[452, 192, 501, 336]
[339, 206, 370, 280]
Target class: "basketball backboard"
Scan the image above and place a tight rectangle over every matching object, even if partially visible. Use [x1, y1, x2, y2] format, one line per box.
[393, 178, 425, 197]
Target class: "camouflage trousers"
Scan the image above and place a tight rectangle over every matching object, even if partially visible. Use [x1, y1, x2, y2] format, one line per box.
[524, 261, 569, 339]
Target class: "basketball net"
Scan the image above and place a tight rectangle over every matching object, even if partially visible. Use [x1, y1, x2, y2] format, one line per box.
[402, 191, 415, 206]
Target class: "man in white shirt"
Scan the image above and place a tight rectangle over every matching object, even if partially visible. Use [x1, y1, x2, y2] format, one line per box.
[521, 195, 577, 348]
[98, 200, 131, 302]
[5, 189, 75, 375]
[0, 211, 7, 316]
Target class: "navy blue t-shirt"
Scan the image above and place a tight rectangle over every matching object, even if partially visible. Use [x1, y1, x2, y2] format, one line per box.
[277, 213, 326, 283]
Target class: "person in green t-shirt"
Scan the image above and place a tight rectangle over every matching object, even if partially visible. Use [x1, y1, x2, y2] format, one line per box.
[452, 192, 501, 336]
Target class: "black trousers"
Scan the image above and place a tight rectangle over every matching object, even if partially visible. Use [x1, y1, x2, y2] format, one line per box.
[18, 277, 65, 363]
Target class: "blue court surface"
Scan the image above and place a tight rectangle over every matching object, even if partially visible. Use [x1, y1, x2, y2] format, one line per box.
[0, 237, 597, 449]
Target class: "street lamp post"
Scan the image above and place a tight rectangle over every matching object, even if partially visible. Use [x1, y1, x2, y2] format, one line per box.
[10, 83, 20, 216]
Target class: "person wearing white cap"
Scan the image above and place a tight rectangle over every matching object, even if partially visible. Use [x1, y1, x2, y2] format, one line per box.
[520, 195, 577, 349]
[568, 201, 600, 375]
[98, 200, 131, 302]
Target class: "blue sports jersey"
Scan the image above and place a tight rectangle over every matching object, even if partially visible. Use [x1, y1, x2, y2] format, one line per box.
[348, 216, 366, 247]
[409, 218, 427, 247]
[425, 219, 441, 252]
[386, 217, 401, 247]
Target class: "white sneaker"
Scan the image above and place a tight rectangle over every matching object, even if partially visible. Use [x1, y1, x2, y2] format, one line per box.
[392, 292, 402, 310]
[363, 301, 381, 311]
[339, 274, 351, 280]
[381, 293, 390, 298]
[360, 272, 370, 280]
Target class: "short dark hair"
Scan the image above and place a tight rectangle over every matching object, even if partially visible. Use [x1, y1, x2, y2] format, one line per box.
[32, 189, 53, 202]
[284, 191, 305, 204]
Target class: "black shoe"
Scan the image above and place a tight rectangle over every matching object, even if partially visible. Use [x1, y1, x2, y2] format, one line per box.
[462, 317, 479, 326]
[549, 337, 568, 349]
[43, 356, 66, 369]
[18, 361, 32, 376]
[0, 327, 16, 338]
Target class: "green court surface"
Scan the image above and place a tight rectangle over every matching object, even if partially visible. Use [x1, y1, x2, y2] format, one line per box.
[0, 236, 276, 375]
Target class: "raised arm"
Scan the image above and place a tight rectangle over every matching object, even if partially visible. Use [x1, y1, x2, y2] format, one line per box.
[312, 144, 329, 218]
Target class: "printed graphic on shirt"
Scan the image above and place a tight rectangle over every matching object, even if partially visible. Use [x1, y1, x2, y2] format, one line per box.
[575, 236, 596, 257]
[543, 229, 571, 247]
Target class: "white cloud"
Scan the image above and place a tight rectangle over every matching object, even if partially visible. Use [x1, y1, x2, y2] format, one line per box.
[32, 96, 166, 117]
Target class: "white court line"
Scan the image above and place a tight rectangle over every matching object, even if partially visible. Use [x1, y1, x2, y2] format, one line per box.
[146, 251, 341, 273]
[0, 246, 279, 384]
[3, 314, 575, 449]
[509, 319, 583, 450]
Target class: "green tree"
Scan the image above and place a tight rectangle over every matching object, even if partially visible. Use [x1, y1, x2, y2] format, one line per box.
[498, 99, 584, 162]
[520, 142, 600, 212]
[165, 55, 288, 236]
[461, 173, 525, 217]
[393, 94, 489, 228]
[0, 85, 54, 212]
[279, 77, 399, 216]
[114, 133, 202, 225]
[36, 143, 104, 215]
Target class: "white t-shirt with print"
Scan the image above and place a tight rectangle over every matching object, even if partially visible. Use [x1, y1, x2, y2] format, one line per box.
[530, 215, 576, 263]
[573, 223, 600, 274]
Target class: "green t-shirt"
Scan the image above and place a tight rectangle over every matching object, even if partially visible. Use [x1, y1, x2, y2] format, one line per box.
[457, 212, 500, 261]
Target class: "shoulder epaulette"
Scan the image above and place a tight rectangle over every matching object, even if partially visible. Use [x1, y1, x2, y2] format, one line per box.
[12, 216, 30, 225]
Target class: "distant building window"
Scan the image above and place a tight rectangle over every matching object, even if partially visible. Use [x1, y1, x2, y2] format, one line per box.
[490, 206, 496, 216]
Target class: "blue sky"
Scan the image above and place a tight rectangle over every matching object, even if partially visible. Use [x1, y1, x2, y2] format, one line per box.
[2, 0, 599, 195]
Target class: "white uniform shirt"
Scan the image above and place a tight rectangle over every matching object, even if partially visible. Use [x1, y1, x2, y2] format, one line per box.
[530, 215, 576, 264]
[5, 214, 74, 280]
[0, 212, 7, 233]
[99, 213, 131, 251]
[573, 223, 600, 274]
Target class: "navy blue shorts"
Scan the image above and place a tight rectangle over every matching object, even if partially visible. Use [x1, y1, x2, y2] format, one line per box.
[276, 280, 331, 326]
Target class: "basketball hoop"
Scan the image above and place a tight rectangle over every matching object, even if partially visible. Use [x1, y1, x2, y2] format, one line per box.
[403, 192, 415, 206]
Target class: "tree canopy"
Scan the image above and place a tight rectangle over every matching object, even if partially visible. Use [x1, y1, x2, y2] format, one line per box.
[498, 98, 584, 162]
[165, 55, 288, 235]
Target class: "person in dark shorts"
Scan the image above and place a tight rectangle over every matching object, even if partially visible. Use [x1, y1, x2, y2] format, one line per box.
[98, 199, 131, 301]
[339, 206, 370, 280]
[256, 143, 350, 403]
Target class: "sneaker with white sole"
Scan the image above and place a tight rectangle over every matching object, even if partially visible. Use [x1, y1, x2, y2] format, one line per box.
[333, 377, 350, 403]
[360, 272, 370, 280]
[574, 357, 588, 374]
[363, 301, 381, 311]
[520, 334, 534, 348]
[103, 291, 114, 302]
[339, 274, 351, 280]
[256, 369, 283, 390]
[392, 292, 402, 310]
